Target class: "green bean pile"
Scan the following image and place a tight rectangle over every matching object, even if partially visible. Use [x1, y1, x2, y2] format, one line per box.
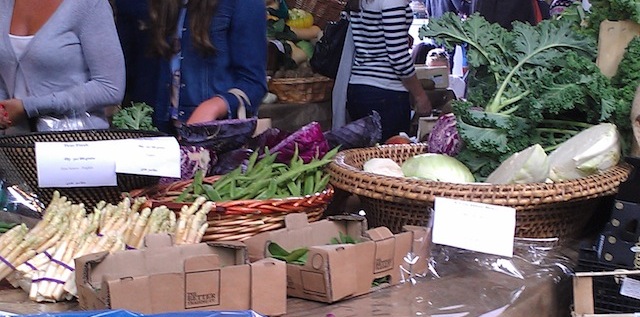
[176, 146, 339, 202]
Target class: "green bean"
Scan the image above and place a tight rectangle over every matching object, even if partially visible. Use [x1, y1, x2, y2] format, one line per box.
[175, 183, 193, 202]
[203, 184, 222, 201]
[244, 150, 260, 174]
[314, 174, 331, 193]
[193, 170, 204, 196]
[287, 181, 300, 197]
[212, 168, 242, 192]
[303, 173, 315, 195]
[229, 178, 238, 199]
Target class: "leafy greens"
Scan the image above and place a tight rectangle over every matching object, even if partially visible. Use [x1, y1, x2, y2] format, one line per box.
[419, 13, 630, 180]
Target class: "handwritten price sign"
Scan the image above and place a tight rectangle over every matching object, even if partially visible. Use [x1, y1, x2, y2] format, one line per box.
[36, 141, 117, 187]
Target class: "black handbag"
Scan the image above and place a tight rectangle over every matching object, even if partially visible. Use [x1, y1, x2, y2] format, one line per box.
[309, 14, 349, 79]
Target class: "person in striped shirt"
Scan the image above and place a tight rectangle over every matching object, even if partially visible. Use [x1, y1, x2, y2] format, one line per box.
[345, 0, 432, 141]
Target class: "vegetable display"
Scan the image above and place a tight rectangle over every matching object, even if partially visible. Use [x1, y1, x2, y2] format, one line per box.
[176, 146, 339, 202]
[286, 8, 314, 29]
[268, 242, 308, 265]
[267, 2, 322, 69]
[419, 13, 629, 180]
[0, 192, 210, 302]
[267, 232, 358, 265]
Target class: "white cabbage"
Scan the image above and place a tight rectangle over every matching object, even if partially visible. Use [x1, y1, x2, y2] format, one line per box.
[548, 123, 621, 182]
[363, 158, 404, 177]
[485, 144, 549, 184]
[401, 153, 475, 183]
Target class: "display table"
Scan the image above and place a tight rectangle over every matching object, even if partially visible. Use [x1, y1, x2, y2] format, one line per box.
[0, 246, 575, 317]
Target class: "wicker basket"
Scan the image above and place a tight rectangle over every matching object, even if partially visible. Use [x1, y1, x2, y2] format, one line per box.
[129, 176, 334, 241]
[286, 0, 347, 29]
[0, 129, 165, 207]
[269, 76, 334, 104]
[327, 143, 633, 242]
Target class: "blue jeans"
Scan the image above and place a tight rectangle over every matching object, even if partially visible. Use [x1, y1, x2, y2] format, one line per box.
[346, 84, 411, 141]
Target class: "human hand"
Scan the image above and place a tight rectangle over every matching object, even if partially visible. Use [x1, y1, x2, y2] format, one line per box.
[186, 97, 228, 125]
[413, 93, 432, 116]
[0, 99, 25, 129]
[0, 105, 10, 129]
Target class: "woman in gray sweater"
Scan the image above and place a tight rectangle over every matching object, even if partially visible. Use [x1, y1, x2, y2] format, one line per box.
[0, 0, 125, 134]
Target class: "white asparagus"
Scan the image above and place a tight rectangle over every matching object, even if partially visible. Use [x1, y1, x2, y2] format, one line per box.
[128, 207, 151, 248]
[51, 234, 97, 301]
[121, 212, 139, 245]
[191, 223, 209, 244]
[36, 239, 69, 300]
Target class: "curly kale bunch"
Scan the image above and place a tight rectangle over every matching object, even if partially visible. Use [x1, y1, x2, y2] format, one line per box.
[112, 102, 158, 131]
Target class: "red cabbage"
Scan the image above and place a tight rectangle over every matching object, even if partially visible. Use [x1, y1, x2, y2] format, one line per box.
[427, 113, 461, 156]
[247, 127, 289, 153]
[323, 111, 382, 150]
[270, 121, 330, 163]
[159, 145, 216, 184]
[210, 148, 253, 175]
[177, 118, 257, 153]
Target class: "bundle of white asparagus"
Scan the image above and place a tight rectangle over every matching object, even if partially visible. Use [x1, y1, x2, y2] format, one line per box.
[0, 191, 212, 302]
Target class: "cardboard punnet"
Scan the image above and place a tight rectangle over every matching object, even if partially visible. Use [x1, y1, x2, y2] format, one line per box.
[244, 213, 431, 303]
[75, 234, 286, 316]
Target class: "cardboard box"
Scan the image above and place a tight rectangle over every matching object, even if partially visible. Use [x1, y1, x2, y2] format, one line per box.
[244, 214, 431, 303]
[75, 234, 287, 316]
[417, 115, 439, 142]
[415, 65, 449, 89]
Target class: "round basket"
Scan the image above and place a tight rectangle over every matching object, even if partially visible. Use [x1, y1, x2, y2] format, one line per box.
[268, 76, 334, 104]
[129, 176, 334, 241]
[0, 129, 165, 207]
[327, 143, 632, 241]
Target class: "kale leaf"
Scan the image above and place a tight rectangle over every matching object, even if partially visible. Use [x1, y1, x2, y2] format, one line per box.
[112, 102, 158, 131]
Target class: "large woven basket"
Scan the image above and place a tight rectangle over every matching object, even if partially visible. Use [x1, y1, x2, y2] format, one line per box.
[327, 144, 632, 242]
[286, 0, 347, 29]
[268, 76, 334, 104]
[0, 129, 164, 207]
[129, 176, 334, 241]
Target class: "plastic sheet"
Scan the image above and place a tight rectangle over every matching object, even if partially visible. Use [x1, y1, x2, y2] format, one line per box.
[283, 238, 577, 316]
[36, 112, 98, 132]
[5, 309, 264, 317]
[0, 182, 44, 219]
[416, 239, 576, 317]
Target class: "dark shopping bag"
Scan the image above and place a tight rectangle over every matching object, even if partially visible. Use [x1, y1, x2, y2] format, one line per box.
[310, 14, 349, 79]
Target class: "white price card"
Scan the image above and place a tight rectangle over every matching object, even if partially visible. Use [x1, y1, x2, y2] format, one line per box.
[621, 276, 640, 300]
[432, 197, 516, 257]
[35, 141, 117, 188]
[115, 137, 180, 178]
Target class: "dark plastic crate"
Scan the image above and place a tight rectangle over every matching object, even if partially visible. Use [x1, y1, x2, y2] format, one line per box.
[575, 245, 640, 314]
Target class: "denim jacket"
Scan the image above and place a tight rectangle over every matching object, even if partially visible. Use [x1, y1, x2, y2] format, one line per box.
[154, 0, 267, 130]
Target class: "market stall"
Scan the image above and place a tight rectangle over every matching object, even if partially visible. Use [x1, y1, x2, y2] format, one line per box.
[1, 1, 640, 317]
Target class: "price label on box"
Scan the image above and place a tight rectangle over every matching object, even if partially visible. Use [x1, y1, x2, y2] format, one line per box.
[432, 197, 516, 257]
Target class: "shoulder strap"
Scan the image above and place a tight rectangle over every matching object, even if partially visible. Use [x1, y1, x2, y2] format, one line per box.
[228, 88, 252, 119]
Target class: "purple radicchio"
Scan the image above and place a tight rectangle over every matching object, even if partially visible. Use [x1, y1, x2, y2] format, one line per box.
[427, 113, 461, 156]
[269, 121, 330, 163]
